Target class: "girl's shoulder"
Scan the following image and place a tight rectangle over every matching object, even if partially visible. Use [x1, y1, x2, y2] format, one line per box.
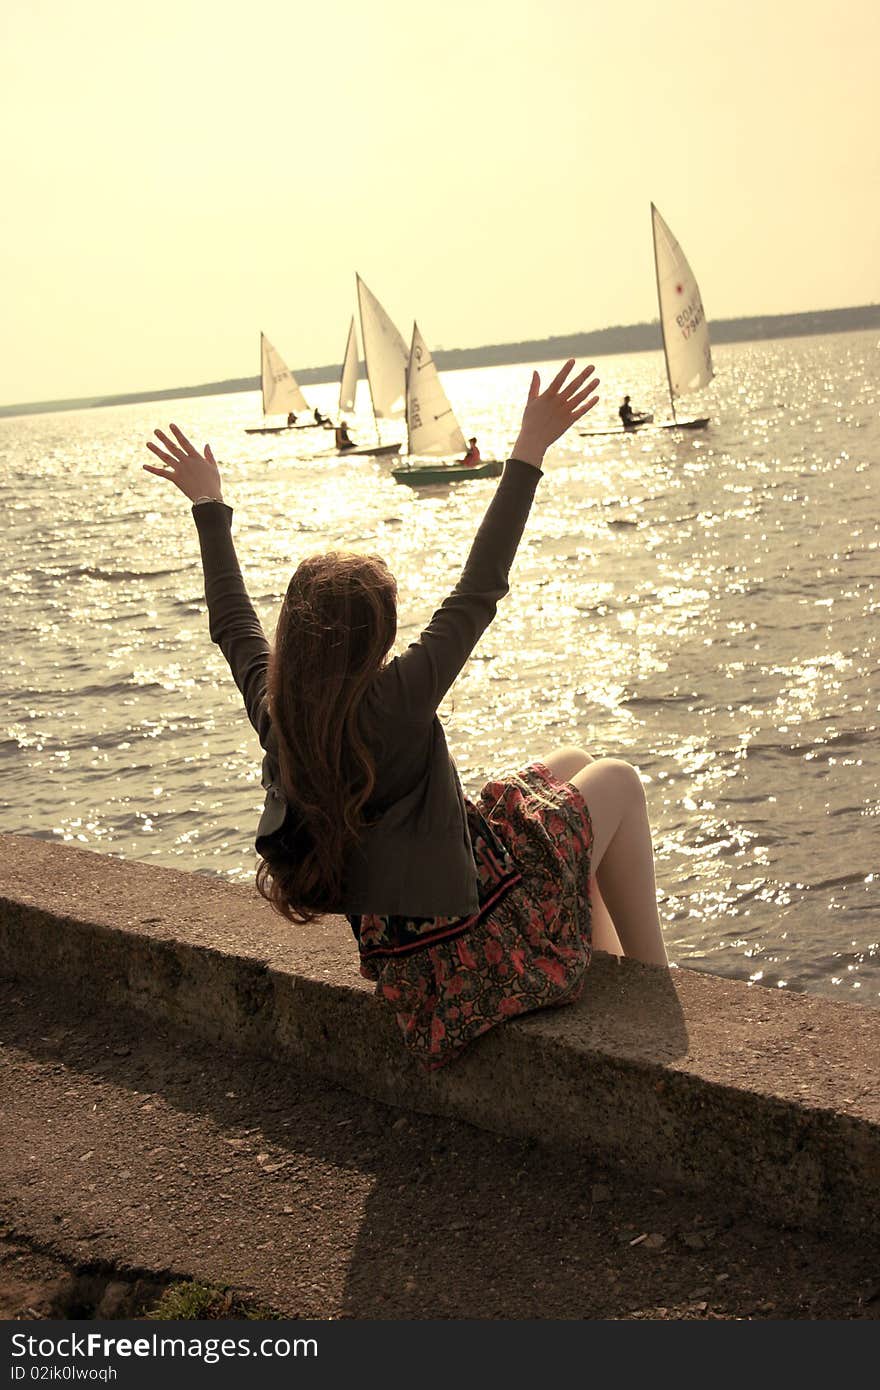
[365, 657, 433, 729]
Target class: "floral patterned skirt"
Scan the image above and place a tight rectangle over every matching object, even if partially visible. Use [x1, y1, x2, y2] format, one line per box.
[362, 762, 594, 1069]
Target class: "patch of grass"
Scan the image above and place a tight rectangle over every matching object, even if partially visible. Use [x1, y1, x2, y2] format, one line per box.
[145, 1279, 280, 1320]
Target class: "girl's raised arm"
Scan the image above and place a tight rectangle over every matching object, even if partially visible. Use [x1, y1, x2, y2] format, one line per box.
[386, 360, 600, 717]
[143, 423, 273, 752]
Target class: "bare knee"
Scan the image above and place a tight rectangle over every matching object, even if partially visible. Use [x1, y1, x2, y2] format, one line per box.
[542, 745, 594, 782]
[572, 756, 647, 821]
[597, 757, 647, 805]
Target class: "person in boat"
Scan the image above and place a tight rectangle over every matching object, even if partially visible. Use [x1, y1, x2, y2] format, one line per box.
[618, 395, 649, 430]
[335, 420, 355, 451]
[460, 437, 481, 467]
[143, 360, 668, 1072]
[314, 408, 331, 427]
[286, 412, 298, 427]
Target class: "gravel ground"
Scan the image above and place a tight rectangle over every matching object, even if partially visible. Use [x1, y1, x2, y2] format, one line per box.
[1, 975, 878, 1321]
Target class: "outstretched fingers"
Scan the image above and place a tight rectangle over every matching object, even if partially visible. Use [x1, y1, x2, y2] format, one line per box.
[152, 428, 186, 461]
[151, 423, 199, 461]
[572, 395, 600, 420]
[169, 423, 199, 454]
[546, 358, 576, 394]
[145, 439, 178, 468]
[559, 364, 596, 399]
[567, 374, 601, 410]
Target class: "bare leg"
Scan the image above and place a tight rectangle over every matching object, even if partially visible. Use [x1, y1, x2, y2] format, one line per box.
[539, 747, 625, 956]
[540, 745, 592, 785]
[570, 758, 668, 967]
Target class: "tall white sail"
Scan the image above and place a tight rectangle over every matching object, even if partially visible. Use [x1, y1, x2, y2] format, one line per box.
[406, 323, 467, 457]
[338, 317, 359, 416]
[651, 205, 714, 403]
[356, 274, 409, 420]
[260, 333, 309, 417]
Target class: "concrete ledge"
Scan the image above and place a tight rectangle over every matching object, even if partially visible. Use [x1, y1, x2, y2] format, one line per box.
[1, 832, 878, 1237]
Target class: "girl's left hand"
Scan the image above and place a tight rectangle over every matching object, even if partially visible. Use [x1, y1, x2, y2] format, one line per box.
[144, 424, 224, 502]
[512, 359, 600, 467]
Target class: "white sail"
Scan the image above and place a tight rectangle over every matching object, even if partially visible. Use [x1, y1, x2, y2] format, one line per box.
[338, 317, 359, 416]
[261, 333, 309, 417]
[651, 205, 714, 401]
[406, 323, 467, 457]
[356, 274, 409, 420]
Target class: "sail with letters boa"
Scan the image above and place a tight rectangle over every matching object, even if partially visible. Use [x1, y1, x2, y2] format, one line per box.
[582, 207, 713, 436]
[651, 203, 714, 425]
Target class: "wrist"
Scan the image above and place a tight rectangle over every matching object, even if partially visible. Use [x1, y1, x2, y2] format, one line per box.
[193, 494, 224, 505]
[510, 433, 546, 469]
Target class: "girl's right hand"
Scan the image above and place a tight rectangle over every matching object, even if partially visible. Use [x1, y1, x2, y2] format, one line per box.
[512, 360, 600, 467]
[143, 424, 224, 502]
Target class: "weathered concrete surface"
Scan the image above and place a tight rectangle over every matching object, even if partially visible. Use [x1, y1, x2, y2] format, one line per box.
[1, 831, 878, 1236]
[4, 975, 878, 1320]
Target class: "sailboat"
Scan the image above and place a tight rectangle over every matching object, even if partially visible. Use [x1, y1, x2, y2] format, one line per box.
[244, 333, 328, 435]
[338, 316, 359, 418]
[582, 204, 713, 437]
[328, 275, 406, 457]
[392, 324, 502, 486]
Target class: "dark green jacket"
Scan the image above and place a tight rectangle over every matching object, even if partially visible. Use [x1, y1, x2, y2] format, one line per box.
[192, 457, 542, 916]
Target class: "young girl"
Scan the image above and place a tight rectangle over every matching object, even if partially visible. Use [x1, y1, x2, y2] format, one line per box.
[144, 360, 668, 1069]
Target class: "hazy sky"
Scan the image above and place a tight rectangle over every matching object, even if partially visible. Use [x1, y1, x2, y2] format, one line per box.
[2, 0, 878, 404]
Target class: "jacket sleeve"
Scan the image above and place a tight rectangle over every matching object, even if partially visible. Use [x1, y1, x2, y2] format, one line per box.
[191, 501, 274, 753]
[383, 457, 542, 718]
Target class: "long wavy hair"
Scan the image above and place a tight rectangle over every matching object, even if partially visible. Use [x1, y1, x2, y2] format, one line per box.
[256, 551, 397, 924]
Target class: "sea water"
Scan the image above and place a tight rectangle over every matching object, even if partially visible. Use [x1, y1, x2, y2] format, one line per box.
[1, 330, 878, 1003]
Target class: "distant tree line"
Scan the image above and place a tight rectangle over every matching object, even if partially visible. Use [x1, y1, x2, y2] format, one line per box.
[3, 304, 878, 419]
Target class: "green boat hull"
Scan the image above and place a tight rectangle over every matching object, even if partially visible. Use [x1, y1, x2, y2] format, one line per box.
[392, 460, 503, 486]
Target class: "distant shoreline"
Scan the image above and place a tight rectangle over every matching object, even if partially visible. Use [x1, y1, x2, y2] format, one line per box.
[2, 303, 877, 420]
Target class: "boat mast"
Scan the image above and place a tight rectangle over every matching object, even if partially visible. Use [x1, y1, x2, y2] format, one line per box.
[651, 202, 678, 425]
[356, 274, 382, 445]
[405, 325, 416, 458]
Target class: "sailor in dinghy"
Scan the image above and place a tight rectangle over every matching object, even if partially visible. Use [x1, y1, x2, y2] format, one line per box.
[581, 205, 713, 438]
[392, 326, 502, 486]
[618, 396, 653, 430]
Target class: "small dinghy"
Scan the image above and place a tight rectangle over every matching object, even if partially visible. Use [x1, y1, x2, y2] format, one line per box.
[244, 333, 328, 433]
[391, 323, 499, 485]
[244, 422, 328, 434]
[582, 205, 713, 437]
[338, 442, 402, 458]
[340, 274, 410, 456]
[582, 416, 709, 437]
[392, 459, 503, 486]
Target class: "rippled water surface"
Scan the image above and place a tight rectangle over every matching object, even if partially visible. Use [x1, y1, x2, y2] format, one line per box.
[2, 331, 878, 1004]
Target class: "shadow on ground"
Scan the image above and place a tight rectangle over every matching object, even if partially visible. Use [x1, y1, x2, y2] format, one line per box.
[0, 976, 877, 1320]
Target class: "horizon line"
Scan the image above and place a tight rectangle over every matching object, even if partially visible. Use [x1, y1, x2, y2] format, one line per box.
[1, 301, 878, 420]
